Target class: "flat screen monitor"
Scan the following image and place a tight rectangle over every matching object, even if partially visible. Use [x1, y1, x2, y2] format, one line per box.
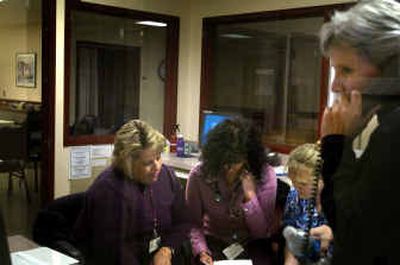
[200, 111, 236, 147]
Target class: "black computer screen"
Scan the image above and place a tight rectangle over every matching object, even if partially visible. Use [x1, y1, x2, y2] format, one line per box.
[0, 210, 11, 265]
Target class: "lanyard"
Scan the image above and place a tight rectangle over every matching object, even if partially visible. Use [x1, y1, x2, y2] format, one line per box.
[212, 179, 247, 243]
[148, 188, 158, 238]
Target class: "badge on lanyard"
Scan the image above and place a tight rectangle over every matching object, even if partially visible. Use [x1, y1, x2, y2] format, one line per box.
[149, 236, 161, 254]
[222, 242, 244, 260]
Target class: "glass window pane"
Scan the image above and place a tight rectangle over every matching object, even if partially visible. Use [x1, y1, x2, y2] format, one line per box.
[69, 11, 166, 136]
[211, 17, 324, 146]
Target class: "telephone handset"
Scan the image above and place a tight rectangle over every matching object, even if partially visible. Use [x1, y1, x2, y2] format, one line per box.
[300, 141, 329, 264]
[212, 162, 251, 203]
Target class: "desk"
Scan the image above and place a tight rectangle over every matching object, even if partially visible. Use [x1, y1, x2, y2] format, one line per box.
[162, 153, 199, 180]
[8, 235, 79, 264]
[8, 235, 38, 252]
[162, 153, 291, 185]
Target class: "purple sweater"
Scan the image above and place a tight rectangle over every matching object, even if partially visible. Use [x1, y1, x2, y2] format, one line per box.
[74, 165, 190, 265]
[186, 163, 277, 257]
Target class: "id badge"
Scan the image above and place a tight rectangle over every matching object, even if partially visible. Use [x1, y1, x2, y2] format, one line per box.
[148, 236, 161, 254]
[222, 242, 244, 260]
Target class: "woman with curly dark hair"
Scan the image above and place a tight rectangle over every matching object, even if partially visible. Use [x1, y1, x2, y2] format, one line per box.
[186, 118, 277, 265]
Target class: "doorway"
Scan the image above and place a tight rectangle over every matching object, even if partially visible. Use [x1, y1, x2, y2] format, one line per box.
[0, 0, 55, 238]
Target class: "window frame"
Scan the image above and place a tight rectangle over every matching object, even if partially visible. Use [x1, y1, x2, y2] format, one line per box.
[200, 4, 350, 153]
[64, 0, 179, 146]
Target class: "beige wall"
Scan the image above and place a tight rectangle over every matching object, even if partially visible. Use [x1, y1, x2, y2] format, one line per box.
[54, 0, 353, 197]
[0, 0, 42, 102]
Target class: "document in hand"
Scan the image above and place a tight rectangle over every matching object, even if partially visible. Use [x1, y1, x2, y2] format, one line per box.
[214, 260, 253, 265]
[11, 247, 78, 265]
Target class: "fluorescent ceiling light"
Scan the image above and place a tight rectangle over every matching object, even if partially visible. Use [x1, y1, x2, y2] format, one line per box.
[136, 21, 167, 27]
[220, 33, 252, 39]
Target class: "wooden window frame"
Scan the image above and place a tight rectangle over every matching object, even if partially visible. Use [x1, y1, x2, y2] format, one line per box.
[200, 4, 350, 153]
[64, 0, 179, 146]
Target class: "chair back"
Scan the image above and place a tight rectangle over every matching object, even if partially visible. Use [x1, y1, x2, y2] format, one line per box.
[33, 192, 86, 263]
[0, 126, 27, 161]
[33, 192, 85, 245]
[25, 110, 42, 156]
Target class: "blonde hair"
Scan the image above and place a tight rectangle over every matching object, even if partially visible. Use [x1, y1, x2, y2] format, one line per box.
[112, 119, 165, 170]
[287, 143, 319, 180]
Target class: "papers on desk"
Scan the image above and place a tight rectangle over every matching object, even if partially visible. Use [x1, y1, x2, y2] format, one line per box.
[214, 260, 253, 265]
[0, 119, 14, 125]
[11, 247, 78, 265]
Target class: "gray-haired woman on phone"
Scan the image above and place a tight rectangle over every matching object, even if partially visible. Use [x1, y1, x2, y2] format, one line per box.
[319, 0, 400, 264]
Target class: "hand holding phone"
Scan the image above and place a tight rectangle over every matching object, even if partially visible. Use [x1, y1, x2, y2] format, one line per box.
[241, 170, 256, 203]
[321, 90, 362, 137]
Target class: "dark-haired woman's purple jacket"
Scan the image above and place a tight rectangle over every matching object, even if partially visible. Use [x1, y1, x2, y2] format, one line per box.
[74, 165, 190, 265]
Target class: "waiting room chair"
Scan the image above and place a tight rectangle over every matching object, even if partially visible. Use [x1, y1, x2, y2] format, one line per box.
[0, 126, 31, 202]
[33, 192, 85, 263]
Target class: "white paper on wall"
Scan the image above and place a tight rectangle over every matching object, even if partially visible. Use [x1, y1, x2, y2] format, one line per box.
[69, 146, 91, 179]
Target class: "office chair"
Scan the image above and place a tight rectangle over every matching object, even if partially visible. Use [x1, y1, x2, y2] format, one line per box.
[0, 126, 31, 202]
[33, 192, 85, 263]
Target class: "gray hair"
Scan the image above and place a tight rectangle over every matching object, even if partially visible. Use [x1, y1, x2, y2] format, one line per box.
[320, 0, 400, 66]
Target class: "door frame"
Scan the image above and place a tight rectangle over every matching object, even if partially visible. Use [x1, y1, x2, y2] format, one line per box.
[41, 0, 56, 204]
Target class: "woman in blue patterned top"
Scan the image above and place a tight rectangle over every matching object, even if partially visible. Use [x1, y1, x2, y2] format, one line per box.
[283, 143, 333, 265]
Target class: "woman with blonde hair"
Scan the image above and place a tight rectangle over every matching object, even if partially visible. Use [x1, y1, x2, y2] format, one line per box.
[74, 120, 190, 265]
[283, 143, 333, 265]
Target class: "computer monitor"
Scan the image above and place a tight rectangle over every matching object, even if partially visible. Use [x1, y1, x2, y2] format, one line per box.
[200, 111, 236, 146]
[0, 210, 11, 265]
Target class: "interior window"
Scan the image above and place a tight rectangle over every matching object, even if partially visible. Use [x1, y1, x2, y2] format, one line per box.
[64, 1, 178, 145]
[201, 7, 342, 152]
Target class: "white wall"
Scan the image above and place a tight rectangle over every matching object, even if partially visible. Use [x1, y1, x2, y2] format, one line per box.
[54, 0, 353, 197]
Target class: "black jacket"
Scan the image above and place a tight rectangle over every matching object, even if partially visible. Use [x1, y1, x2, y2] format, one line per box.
[321, 106, 400, 265]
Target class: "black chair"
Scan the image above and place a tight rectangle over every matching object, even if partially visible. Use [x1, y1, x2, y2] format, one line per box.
[0, 209, 11, 265]
[271, 178, 291, 265]
[72, 115, 98, 136]
[0, 126, 31, 202]
[25, 109, 42, 193]
[33, 192, 85, 263]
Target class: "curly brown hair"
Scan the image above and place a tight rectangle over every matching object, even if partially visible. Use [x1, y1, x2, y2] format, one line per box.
[200, 118, 268, 185]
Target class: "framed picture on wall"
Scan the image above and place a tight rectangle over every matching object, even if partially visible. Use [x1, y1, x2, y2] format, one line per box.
[16, 53, 36, 88]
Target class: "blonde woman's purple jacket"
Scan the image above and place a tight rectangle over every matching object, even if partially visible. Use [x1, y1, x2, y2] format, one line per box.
[74, 165, 190, 265]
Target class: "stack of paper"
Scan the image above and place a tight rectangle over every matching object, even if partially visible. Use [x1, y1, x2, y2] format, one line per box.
[214, 260, 253, 265]
[11, 247, 79, 265]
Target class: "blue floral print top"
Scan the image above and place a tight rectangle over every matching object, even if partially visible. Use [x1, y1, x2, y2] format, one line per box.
[283, 187, 333, 260]
[283, 187, 327, 230]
